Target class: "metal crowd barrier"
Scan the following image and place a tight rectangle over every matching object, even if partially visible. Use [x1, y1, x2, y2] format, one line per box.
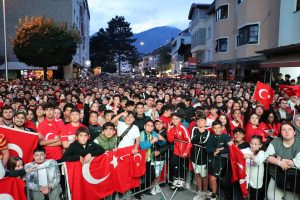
[111, 145, 170, 200]
[24, 162, 69, 200]
[22, 141, 300, 200]
[171, 139, 300, 200]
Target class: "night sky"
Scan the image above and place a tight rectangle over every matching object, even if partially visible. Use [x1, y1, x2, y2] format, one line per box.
[88, 0, 213, 34]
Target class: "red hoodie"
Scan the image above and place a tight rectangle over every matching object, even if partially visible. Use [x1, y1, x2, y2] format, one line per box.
[245, 123, 266, 143]
[167, 122, 192, 157]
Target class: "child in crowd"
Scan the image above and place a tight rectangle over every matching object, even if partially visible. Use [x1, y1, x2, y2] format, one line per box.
[206, 120, 231, 200]
[233, 128, 249, 150]
[5, 156, 35, 177]
[167, 113, 192, 189]
[25, 147, 62, 200]
[245, 113, 265, 143]
[241, 135, 265, 200]
[59, 127, 105, 163]
[190, 114, 210, 200]
[151, 119, 170, 195]
[94, 122, 117, 151]
[140, 119, 166, 194]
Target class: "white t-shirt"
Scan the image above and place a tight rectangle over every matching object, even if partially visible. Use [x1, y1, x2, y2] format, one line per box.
[241, 147, 265, 189]
[117, 121, 140, 148]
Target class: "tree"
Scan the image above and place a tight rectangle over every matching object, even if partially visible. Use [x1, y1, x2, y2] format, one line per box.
[90, 16, 137, 74]
[90, 28, 110, 69]
[106, 16, 136, 74]
[12, 16, 80, 80]
[157, 46, 172, 73]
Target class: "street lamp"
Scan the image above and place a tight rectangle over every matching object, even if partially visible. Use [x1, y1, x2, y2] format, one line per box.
[2, 0, 8, 81]
[85, 60, 91, 67]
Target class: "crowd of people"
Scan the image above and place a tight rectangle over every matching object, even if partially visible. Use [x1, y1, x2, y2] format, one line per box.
[0, 74, 299, 200]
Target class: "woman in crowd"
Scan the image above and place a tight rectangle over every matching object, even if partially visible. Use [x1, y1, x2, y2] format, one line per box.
[265, 122, 300, 200]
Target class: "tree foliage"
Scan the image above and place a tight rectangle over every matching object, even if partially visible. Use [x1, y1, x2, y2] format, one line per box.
[157, 46, 172, 72]
[12, 16, 80, 80]
[90, 16, 138, 73]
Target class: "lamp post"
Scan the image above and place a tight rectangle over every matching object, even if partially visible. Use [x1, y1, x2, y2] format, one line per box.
[2, 0, 8, 81]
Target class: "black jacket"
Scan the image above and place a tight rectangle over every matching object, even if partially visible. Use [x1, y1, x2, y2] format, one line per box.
[59, 140, 105, 162]
[190, 128, 210, 165]
[134, 114, 151, 131]
[153, 129, 170, 161]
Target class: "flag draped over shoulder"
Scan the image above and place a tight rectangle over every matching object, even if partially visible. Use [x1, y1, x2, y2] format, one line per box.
[0, 126, 39, 163]
[229, 144, 248, 198]
[65, 146, 146, 200]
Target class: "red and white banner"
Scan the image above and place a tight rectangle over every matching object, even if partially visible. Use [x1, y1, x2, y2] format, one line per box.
[0, 126, 39, 163]
[279, 85, 300, 97]
[65, 146, 146, 200]
[0, 177, 27, 200]
[229, 145, 248, 198]
[253, 81, 274, 110]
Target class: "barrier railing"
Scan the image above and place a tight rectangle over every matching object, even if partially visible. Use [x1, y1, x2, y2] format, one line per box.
[24, 162, 68, 200]
[171, 139, 300, 200]
[20, 140, 300, 200]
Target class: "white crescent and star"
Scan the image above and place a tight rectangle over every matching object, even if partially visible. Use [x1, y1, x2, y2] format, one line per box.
[0, 193, 14, 200]
[82, 153, 118, 185]
[258, 89, 270, 99]
[8, 143, 23, 158]
[133, 153, 142, 166]
[45, 133, 54, 140]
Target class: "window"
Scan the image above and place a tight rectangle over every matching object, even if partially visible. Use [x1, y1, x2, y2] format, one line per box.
[297, 0, 300, 11]
[216, 5, 228, 21]
[237, 24, 259, 46]
[215, 38, 228, 52]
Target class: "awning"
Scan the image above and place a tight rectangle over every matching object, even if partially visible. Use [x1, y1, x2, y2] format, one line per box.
[256, 43, 300, 68]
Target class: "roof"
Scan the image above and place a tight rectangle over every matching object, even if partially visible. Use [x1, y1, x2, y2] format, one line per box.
[207, 1, 216, 15]
[256, 43, 300, 55]
[188, 3, 211, 19]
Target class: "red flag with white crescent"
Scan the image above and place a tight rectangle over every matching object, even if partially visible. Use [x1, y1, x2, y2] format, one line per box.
[253, 81, 274, 110]
[0, 177, 26, 200]
[0, 126, 39, 163]
[229, 145, 248, 198]
[65, 152, 115, 200]
[130, 149, 146, 177]
[279, 85, 300, 97]
[65, 146, 146, 199]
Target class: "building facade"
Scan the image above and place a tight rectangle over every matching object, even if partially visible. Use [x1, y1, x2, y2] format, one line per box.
[189, 0, 281, 81]
[171, 28, 191, 73]
[0, 0, 90, 79]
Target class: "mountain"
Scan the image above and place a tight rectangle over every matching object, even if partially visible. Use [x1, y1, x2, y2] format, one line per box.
[133, 26, 181, 54]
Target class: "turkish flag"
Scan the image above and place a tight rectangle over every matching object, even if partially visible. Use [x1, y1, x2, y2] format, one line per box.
[253, 81, 274, 110]
[130, 149, 146, 177]
[65, 152, 115, 200]
[279, 85, 300, 97]
[229, 145, 248, 198]
[114, 146, 141, 193]
[0, 126, 39, 163]
[0, 177, 26, 200]
[65, 146, 146, 199]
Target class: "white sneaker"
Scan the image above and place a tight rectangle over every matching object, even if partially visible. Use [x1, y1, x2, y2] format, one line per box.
[171, 180, 179, 189]
[193, 192, 203, 200]
[155, 185, 161, 194]
[150, 187, 157, 195]
[176, 180, 185, 188]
